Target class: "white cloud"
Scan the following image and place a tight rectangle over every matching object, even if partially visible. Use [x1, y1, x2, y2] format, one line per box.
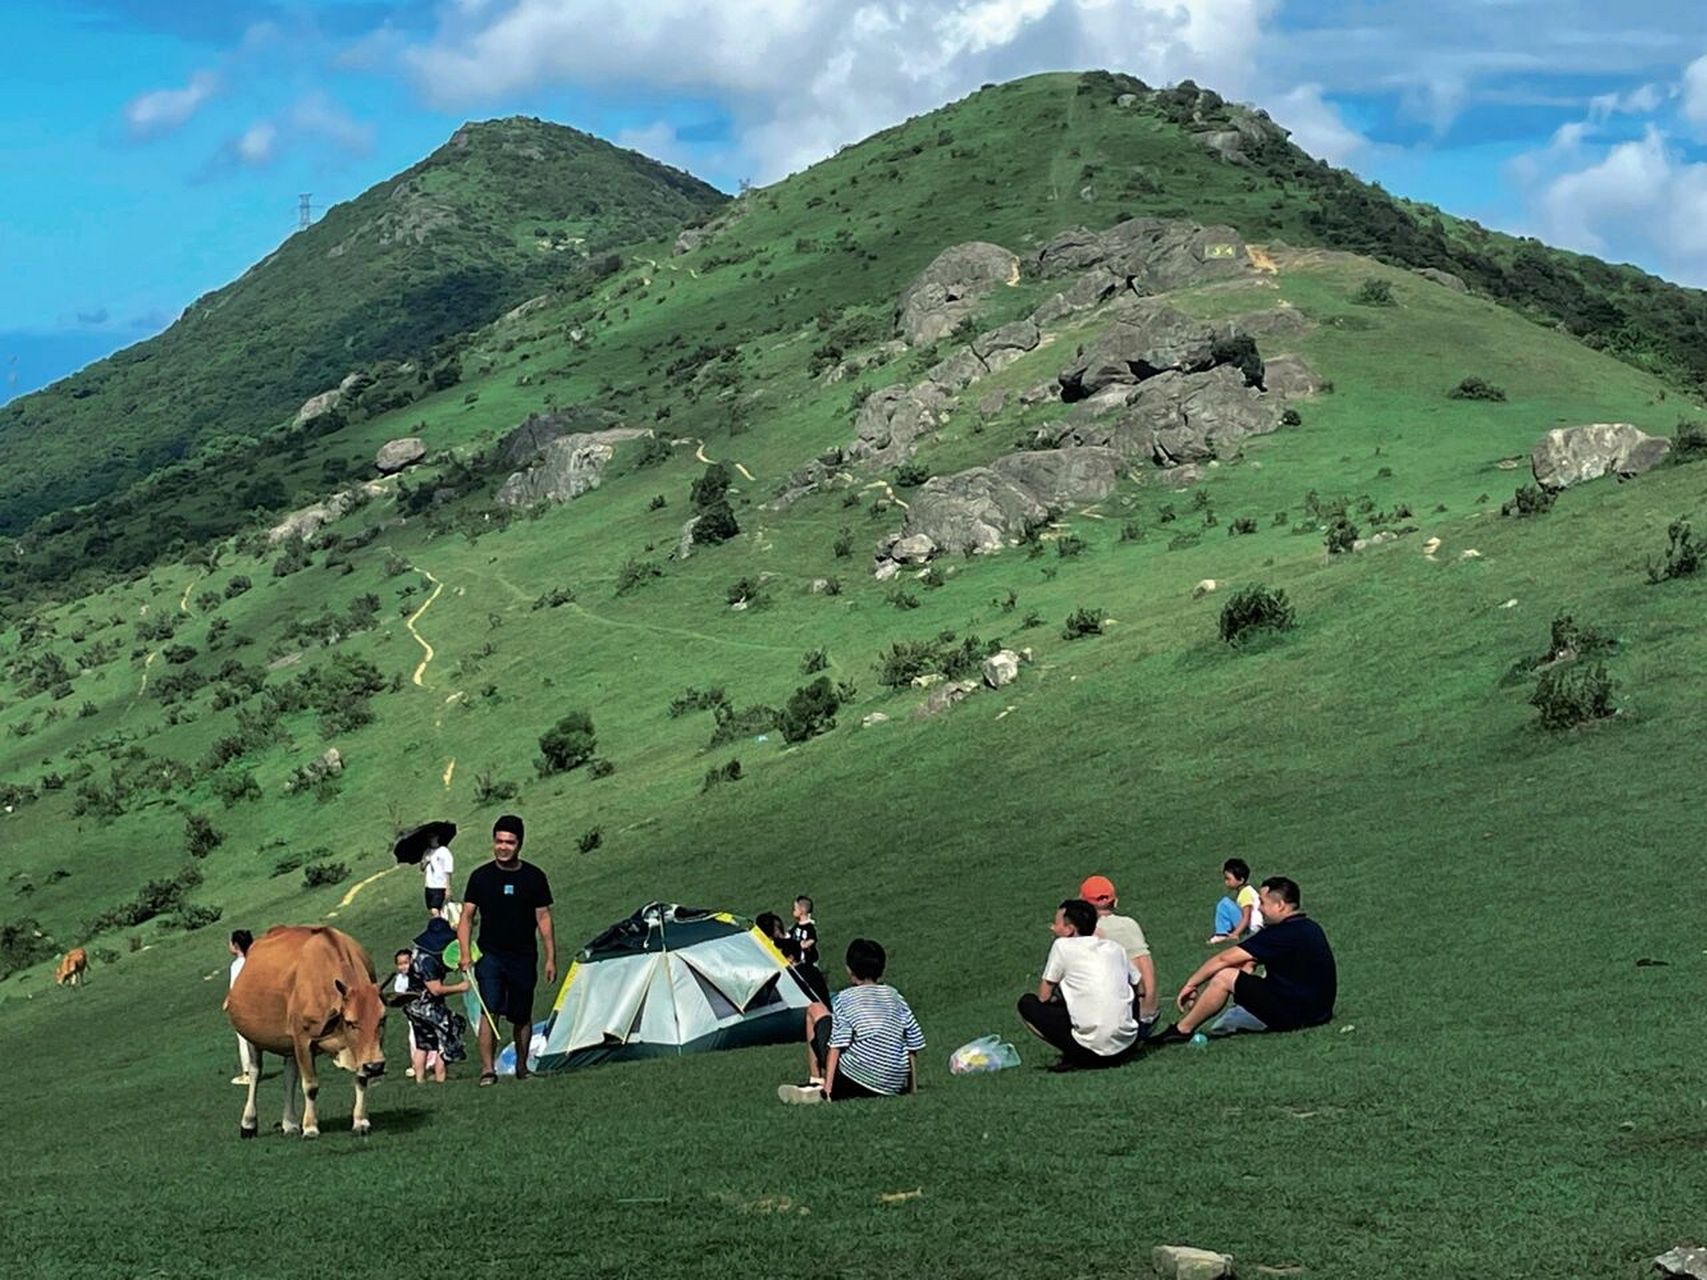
[402, 0, 1286, 182]
[1588, 82, 1665, 120]
[123, 70, 220, 140]
[1519, 126, 1707, 285]
[1683, 53, 1707, 131]
[1269, 84, 1371, 165]
[289, 92, 376, 156]
[235, 121, 278, 166]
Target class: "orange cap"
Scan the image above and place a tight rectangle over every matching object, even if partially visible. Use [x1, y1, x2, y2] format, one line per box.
[1078, 875, 1116, 905]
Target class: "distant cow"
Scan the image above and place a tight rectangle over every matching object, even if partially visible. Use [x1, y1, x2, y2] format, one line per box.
[225, 926, 386, 1139]
[54, 948, 88, 988]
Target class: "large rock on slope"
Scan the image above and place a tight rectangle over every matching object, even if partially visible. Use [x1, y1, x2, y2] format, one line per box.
[1531, 424, 1671, 490]
[849, 383, 954, 467]
[1057, 298, 1220, 400]
[375, 438, 427, 474]
[499, 406, 623, 467]
[495, 428, 652, 506]
[267, 482, 386, 546]
[1262, 353, 1324, 399]
[1046, 367, 1282, 464]
[970, 319, 1042, 371]
[896, 242, 1019, 345]
[884, 467, 1052, 559]
[990, 448, 1122, 506]
[1034, 218, 1251, 291]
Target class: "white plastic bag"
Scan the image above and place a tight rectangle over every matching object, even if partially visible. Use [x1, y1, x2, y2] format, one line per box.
[949, 1033, 1021, 1075]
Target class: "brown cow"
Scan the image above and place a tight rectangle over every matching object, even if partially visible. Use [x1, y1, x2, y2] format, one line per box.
[54, 948, 88, 988]
[225, 925, 387, 1139]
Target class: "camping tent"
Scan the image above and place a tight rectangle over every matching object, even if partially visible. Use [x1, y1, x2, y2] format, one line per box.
[535, 902, 813, 1072]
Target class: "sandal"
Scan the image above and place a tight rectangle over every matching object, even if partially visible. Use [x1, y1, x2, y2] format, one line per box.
[479, 1072, 498, 1087]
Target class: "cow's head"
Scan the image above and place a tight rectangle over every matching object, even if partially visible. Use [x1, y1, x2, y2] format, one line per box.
[327, 976, 387, 1081]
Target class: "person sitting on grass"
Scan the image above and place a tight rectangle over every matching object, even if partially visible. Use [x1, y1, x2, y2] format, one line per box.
[778, 938, 923, 1104]
[1079, 874, 1161, 1039]
[1209, 857, 1263, 944]
[1153, 876, 1336, 1043]
[1017, 898, 1141, 1072]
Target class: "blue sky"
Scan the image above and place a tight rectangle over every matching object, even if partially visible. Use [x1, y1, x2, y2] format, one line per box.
[4, 0, 1706, 402]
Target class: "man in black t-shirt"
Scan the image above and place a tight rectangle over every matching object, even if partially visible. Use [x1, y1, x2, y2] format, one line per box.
[456, 814, 555, 1084]
[1151, 876, 1336, 1043]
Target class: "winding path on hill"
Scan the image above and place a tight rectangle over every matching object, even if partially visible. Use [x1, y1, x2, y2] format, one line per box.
[862, 479, 911, 510]
[325, 865, 400, 918]
[405, 569, 445, 687]
[689, 437, 756, 481]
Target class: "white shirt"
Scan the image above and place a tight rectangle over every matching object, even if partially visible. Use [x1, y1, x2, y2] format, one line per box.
[228, 954, 245, 987]
[1042, 935, 1139, 1057]
[423, 845, 455, 890]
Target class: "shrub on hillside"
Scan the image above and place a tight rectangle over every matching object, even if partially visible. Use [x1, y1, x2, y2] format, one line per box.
[1119, 520, 1144, 543]
[668, 686, 728, 718]
[1325, 517, 1360, 555]
[537, 711, 597, 775]
[1449, 376, 1507, 402]
[223, 575, 252, 599]
[1211, 332, 1265, 387]
[1228, 516, 1258, 536]
[633, 435, 673, 469]
[893, 461, 931, 488]
[211, 768, 261, 807]
[702, 759, 743, 791]
[1056, 534, 1088, 558]
[1646, 518, 1701, 583]
[1502, 484, 1554, 518]
[272, 538, 313, 578]
[615, 558, 663, 595]
[1351, 278, 1395, 307]
[302, 861, 350, 889]
[161, 902, 223, 932]
[1062, 607, 1106, 639]
[831, 527, 854, 558]
[1673, 420, 1707, 461]
[1219, 585, 1296, 646]
[801, 647, 829, 674]
[577, 827, 603, 854]
[474, 771, 520, 804]
[0, 918, 55, 979]
[1530, 661, 1616, 731]
[588, 757, 615, 779]
[1281, 408, 1303, 427]
[779, 676, 842, 743]
[531, 586, 576, 610]
[727, 577, 763, 607]
[694, 499, 740, 545]
[690, 462, 732, 512]
[185, 814, 224, 859]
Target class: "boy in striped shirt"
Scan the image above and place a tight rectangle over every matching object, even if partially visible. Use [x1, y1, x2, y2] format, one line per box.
[778, 938, 924, 1104]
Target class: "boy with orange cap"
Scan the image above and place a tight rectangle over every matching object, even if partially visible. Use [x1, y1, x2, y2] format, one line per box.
[1079, 874, 1160, 1039]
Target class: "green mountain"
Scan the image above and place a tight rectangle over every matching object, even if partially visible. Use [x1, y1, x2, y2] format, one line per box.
[3, 72, 1705, 1276]
[0, 116, 724, 535]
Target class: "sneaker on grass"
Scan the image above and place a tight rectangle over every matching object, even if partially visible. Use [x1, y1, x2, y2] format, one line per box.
[776, 1083, 824, 1105]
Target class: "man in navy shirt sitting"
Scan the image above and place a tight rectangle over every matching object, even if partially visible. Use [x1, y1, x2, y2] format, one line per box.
[1151, 876, 1336, 1042]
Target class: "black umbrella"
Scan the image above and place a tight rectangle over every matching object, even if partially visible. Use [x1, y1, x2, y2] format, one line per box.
[393, 820, 457, 865]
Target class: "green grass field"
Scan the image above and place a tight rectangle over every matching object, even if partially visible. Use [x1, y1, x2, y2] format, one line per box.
[4, 74, 1707, 1280]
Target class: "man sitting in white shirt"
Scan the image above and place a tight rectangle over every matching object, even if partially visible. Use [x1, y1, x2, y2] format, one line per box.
[1017, 898, 1141, 1072]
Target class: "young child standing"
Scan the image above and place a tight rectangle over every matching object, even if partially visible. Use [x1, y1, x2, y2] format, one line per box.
[790, 895, 829, 1003]
[1209, 858, 1263, 944]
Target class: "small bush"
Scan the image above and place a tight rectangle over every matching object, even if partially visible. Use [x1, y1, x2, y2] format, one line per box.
[588, 757, 616, 779]
[690, 463, 732, 511]
[727, 577, 763, 606]
[0, 918, 55, 979]
[920, 566, 946, 589]
[801, 647, 829, 674]
[1158, 504, 1177, 523]
[819, 576, 843, 596]
[634, 435, 673, 469]
[1190, 488, 1211, 511]
[302, 861, 350, 889]
[1062, 607, 1106, 640]
[702, 759, 743, 791]
[168, 903, 223, 932]
[1531, 661, 1616, 731]
[1646, 517, 1701, 583]
[1119, 521, 1144, 543]
[1325, 518, 1359, 555]
[1501, 484, 1555, 518]
[536, 710, 597, 775]
[1351, 278, 1395, 307]
[893, 461, 931, 488]
[212, 769, 261, 807]
[779, 676, 842, 743]
[1166, 532, 1202, 552]
[1673, 420, 1707, 461]
[577, 827, 603, 854]
[614, 558, 663, 595]
[185, 814, 224, 859]
[647, 494, 668, 511]
[887, 588, 920, 610]
[1228, 516, 1258, 536]
[694, 499, 741, 545]
[1449, 376, 1507, 402]
[474, 772, 520, 804]
[531, 586, 576, 610]
[1218, 585, 1296, 645]
[831, 527, 854, 558]
[223, 576, 252, 599]
[1281, 408, 1302, 427]
[1056, 534, 1088, 558]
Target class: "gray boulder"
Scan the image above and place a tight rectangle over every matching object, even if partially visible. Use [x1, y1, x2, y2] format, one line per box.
[267, 482, 385, 546]
[925, 346, 987, 393]
[1263, 353, 1325, 400]
[1058, 298, 1220, 400]
[1415, 267, 1468, 293]
[977, 389, 1010, 417]
[1031, 266, 1125, 326]
[1656, 1245, 1707, 1278]
[1136, 366, 1283, 465]
[1151, 1244, 1233, 1280]
[971, 319, 1041, 372]
[981, 649, 1021, 690]
[674, 516, 702, 561]
[375, 438, 427, 474]
[991, 448, 1123, 505]
[494, 428, 652, 506]
[886, 467, 1052, 558]
[1225, 307, 1312, 342]
[896, 242, 1019, 344]
[890, 533, 938, 564]
[849, 384, 953, 467]
[1036, 218, 1251, 291]
[1531, 424, 1671, 490]
[499, 406, 623, 467]
[912, 679, 980, 720]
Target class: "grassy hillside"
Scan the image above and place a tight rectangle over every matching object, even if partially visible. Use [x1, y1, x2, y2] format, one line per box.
[3, 72, 1706, 1278]
[0, 116, 724, 535]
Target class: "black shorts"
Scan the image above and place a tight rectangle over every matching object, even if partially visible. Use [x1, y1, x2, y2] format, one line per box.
[475, 951, 537, 1026]
[1232, 972, 1326, 1033]
[425, 887, 448, 910]
[1017, 993, 1135, 1068]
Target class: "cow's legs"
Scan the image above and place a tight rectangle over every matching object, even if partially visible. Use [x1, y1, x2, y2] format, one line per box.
[351, 1073, 371, 1135]
[239, 1050, 261, 1139]
[280, 1053, 302, 1135]
[292, 1037, 320, 1138]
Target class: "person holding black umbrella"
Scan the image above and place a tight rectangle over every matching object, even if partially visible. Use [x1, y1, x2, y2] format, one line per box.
[393, 820, 459, 921]
[456, 814, 556, 1086]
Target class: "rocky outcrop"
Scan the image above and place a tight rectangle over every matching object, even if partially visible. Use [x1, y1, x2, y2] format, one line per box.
[495, 428, 652, 507]
[1531, 424, 1671, 490]
[1031, 266, 1125, 326]
[1262, 353, 1325, 399]
[1034, 218, 1251, 292]
[847, 383, 955, 468]
[499, 406, 623, 467]
[896, 242, 1019, 344]
[1196, 110, 1287, 165]
[267, 483, 386, 546]
[1655, 1245, 1707, 1279]
[1057, 298, 1220, 400]
[981, 650, 1021, 689]
[970, 319, 1041, 371]
[375, 438, 427, 474]
[1224, 306, 1311, 342]
[925, 346, 986, 392]
[1415, 267, 1469, 293]
[293, 372, 365, 426]
[1045, 366, 1282, 465]
[1151, 1244, 1233, 1280]
[990, 448, 1122, 506]
[912, 679, 980, 720]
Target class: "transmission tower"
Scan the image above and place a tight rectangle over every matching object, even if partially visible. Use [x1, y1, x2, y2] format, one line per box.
[297, 193, 316, 230]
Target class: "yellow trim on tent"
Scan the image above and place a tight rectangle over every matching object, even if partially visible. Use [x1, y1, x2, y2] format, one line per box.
[550, 959, 582, 1013]
[712, 911, 737, 924]
[750, 928, 791, 969]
